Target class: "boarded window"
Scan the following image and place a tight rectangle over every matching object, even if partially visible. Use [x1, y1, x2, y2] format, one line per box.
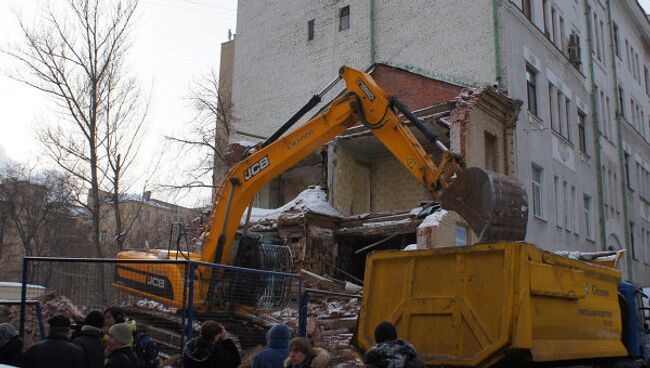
[484, 132, 498, 172]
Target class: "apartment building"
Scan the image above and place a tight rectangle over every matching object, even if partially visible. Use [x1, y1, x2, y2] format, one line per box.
[226, 0, 650, 283]
[97, 191, 199, 252]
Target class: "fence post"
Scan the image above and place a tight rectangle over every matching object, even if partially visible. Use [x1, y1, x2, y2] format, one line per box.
[180, 261, 189, 352]
[34, 302, 45, 339]
[19, 258, 28, 337]
[186, 262, 196, 341]
[298, 289, 308, 337]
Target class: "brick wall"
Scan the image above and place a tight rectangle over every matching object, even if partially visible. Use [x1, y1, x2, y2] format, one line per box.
[332, 145, 370, 216]
[370, 64, 462, 110]
[370, 155, 430, 213]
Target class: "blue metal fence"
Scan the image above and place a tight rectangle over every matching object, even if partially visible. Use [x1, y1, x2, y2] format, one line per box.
[18, 256, 306, 357]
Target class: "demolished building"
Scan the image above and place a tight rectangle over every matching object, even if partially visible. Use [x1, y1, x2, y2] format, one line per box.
[225, 64, 522, 279]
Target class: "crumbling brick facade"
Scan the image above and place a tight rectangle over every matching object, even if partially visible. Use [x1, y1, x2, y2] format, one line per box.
[230, 64, 521, 276]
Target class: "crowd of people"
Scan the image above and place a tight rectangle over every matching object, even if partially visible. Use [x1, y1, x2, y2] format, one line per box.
[0, 308, 423, 368]
[0, 307, 160, 368]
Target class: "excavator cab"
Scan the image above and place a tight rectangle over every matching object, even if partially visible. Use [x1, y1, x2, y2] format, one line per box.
[206, 232, 293, 310]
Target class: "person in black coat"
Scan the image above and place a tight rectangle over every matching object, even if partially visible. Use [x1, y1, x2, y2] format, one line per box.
[24, 315, 85, 368]
[183, 321, 241, 368]
[72, 310, 105, 368]
[0, 322, 24, 367]
[364, 321, 425, 368]
[105, 323, 142, 368]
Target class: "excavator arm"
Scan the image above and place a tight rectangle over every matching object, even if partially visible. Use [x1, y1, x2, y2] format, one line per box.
[202, 66, 527, 266]
[115, 66, 527, 310]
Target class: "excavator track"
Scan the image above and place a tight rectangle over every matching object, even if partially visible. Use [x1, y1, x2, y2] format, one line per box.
[121, 306, 282, 355]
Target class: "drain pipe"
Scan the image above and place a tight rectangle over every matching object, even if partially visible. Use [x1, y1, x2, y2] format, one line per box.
[492, 0, 502, 86]
[370, 0, 376, 64]
[584, 0, 608, 252]
[606, 0, 633, 282]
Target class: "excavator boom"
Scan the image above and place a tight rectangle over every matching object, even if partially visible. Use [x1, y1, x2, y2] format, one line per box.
[116, 66, 528, 310]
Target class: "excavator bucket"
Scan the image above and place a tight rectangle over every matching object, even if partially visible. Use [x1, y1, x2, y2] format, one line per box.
[439, 167, 528, 242]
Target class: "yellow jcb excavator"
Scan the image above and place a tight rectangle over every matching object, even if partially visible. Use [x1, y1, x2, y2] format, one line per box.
[114, 66, 528, 310]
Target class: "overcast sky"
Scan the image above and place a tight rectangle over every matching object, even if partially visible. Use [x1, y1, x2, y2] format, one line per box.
[0, 1, 649, 206]
[0, 0, 236, 206]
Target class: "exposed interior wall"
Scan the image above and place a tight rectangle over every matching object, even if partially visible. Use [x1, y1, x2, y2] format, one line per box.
[370, 155, 430, 213]
[332, 145, 371, 216]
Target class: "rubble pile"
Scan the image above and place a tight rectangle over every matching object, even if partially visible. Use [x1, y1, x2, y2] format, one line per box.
[307, 296, 362, 367]
[298, 269, 364, 367]
[0, 292, 84, 347]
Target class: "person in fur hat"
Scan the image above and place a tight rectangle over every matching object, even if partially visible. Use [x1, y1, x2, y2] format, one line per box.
[284, 338, 329, 368]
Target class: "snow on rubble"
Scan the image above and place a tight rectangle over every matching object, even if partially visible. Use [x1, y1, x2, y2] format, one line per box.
[241, 186, 342, 225]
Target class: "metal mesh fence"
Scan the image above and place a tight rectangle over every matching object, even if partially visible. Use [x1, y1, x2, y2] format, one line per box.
[19, 258, 190, 357]
[188, 261, 302, 349]
[18, 257, 304, 360]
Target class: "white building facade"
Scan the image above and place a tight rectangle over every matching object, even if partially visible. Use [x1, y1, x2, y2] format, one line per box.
[228, 0, 650, 283]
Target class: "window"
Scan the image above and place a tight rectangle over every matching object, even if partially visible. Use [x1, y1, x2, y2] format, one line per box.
[100, 231, 107, 242]
[339, 6, 350, 31]
[571, 186, 578, 234]
[618, 86, 625, 118]
[644, 66, 649, 96]
[605, 96, 612, 138]
[307, 19, 315, 41]
[583, 194, 593, 239]
[600, 90, 606, 136]
[551, 8, 557, 44]
[556, 89, 565, 136]
[563, 180, 569, 229]
[549, 83, 557, 130]
[564, 98, 571, 140]
[625, 40, 631, 71]
[522, 0, 532, 20]
[613, 23, 620, 58]
[559, 16, 565, 52]
[594, 14, 601, 60]
[631, 221, 636, 259]
[484, 132, 498, 172]
[542, 0, 549, 36]
[532, 165, 544, 218]
[578, 110, 587, 154]
[554, 176, 561, 226]
[455, 225, 468, 246]
[599, 21, 606, 65]
[625, 152, 631, 189]
[526, 64, 538, 116]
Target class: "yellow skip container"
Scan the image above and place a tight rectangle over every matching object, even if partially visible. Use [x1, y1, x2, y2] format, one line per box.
[355, 242, 628, 367]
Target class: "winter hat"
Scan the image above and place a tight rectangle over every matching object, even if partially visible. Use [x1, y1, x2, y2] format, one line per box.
[0, 323, 18, 348]
[109, 323, 133, 346]
[374, 321, 397, 343]
[48, 315, 71, 328]
[267, 323, 291, 349]
[83, 310, 104, 329]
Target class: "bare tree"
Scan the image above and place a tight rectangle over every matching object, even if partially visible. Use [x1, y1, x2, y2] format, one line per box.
[0, 163, 79, 258]
[102, 58, 150, 249]
[165, 69, 234, 199]
[3, 0, 141, 257]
